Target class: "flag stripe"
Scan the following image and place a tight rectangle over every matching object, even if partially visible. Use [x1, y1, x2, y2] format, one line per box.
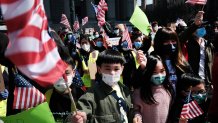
[180, 100, 204, 119]
[26, 88, 31, 109]
[60, 14, 71, 30]
[1, 0, 67, 87]
[185, 0, 207, 5]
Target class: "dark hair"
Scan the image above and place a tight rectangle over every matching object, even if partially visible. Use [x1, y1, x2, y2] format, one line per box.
[151, 21, 158, 27]
[180, 73, 204, 90]
[140, 54, 173, 104]
[79, 34, 90, 43]
[153, 27, 188, 72]
[62, 57, 76, 70]
[0, 32, 9, 55]
[96, 49, 126, 67]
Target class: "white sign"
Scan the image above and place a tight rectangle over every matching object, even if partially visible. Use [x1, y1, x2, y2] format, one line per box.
[107, 37, 121, 46]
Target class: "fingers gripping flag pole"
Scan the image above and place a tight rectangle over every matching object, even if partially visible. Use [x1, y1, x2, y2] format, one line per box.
[0, 0, 68, 87]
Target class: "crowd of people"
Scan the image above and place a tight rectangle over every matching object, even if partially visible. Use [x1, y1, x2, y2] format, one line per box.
[0, 10, 218, 123]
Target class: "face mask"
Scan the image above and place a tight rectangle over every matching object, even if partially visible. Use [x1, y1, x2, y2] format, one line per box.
[192, 93, 207, 104]
[150, 74, 166, 85]
[54, 76, 73, 92]
[121, 41, 128, 49]
[95, 34, 99, 38]
[196, 27, 206, 38]
[114, 29, 119, 35]
[96, 41, 103, 48]
[67, 34, 73, 40]
[134, 42, 142, 49]
[102, 73, 121, 86]
[163, 44, 177, 54]
[153, 26, 158, 31]
[82, 44, 90, 52]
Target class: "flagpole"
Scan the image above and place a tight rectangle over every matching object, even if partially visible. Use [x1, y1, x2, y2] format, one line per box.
[62, 74, 77, 114]
[201, 0, 207, 11]
[201, 5, 205, 11]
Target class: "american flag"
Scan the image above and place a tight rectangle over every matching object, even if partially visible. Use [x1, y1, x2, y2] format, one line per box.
[82, 16, 88, 26]
[185, 0, 207, 5]
[180, 91, 204, 119]
[60, 14, 72, 30]
[122, 26, 132, 49]
[73, 21, 80, 32]
[0, 0, 68, 87]
[91, 0, 108, 27]
[13, 73, 45, 109]
[73, 16, 80, 32]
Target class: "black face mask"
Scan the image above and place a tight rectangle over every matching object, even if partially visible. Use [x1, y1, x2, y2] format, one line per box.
[162, 44, 177, 55]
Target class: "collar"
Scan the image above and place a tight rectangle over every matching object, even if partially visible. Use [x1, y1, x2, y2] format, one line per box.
[98, 80, 127, 96]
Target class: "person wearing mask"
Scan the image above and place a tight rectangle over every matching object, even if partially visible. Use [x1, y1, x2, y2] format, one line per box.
[46, 57, 85, 122]
[93, 35, 106, 52]
[137, 26, 192, 122]
[179, 11, 215, 87]
[131, 34, 143, 51]
[132, 54, 173, 123]
[175, 73, 208, 123]
[117, 39, 139, 90]
[71, 49, 133, 123]
[72, 34, 95, 88]
[179, 13, 214, 117]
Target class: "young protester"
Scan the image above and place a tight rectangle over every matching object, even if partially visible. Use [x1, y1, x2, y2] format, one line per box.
[71, 49, 133, 123]
[132, 54, 173, 123]
[176, 73, 207, 123]
[46, 57, 85, 122]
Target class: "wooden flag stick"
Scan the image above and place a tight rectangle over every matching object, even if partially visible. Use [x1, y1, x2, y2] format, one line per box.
[63, 74, 77, 114]
[201, 5, 205, 11]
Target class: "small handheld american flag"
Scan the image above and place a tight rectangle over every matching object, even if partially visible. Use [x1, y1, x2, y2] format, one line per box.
[13, 73, 46, 109]
[180, 90, 204, 120]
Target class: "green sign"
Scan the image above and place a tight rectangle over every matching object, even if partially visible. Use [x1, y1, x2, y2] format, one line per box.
[129, 5, 151, 36]
[1, 102, 55, 123]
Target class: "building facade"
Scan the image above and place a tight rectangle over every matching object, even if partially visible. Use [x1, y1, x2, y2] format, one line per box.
[44, 0, 135, 30]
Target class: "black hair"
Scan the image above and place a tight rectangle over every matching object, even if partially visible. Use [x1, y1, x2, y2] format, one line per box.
[79, 34, 90, 43]
[140, 54, 173, 104]
[153, 27, 189, 72]
[180, 73, 204, 91]
[0, 32, 9, 55]
[96, 49, 126, 67]
[62, 56, 76, 70]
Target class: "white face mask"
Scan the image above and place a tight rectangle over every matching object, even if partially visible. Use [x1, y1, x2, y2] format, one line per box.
[54, 75, 73, 92]
[153, 26, 159, 31]
[82, 44, 90, 52]
[102, 73, 121, 86]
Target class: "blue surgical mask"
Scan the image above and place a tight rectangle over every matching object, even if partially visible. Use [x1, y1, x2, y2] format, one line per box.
[121, 41, 128, 49]
[150, 74, 166, 85]
[96, 41, 103, 48]
[196, 27, 206, 38]
[192, 93, 207, 104]
[134, 42, 142, 49]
